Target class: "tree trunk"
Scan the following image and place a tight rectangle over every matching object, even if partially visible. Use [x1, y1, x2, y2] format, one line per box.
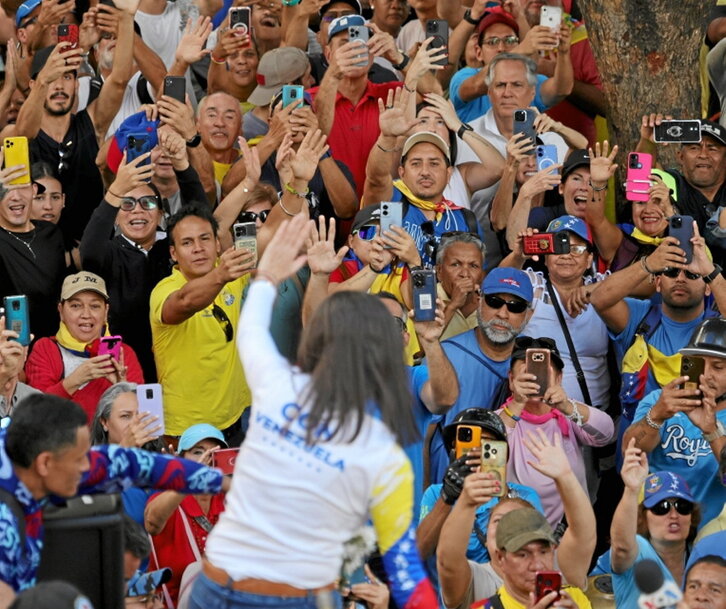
[577, 0, 712, 201]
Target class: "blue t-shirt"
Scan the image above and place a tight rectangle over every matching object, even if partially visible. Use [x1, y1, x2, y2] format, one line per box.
[634, 389, 726, 525]
[408, 365, 435, 514]
[422, 330, 510, 484]
[450, 68, 550, 123]
[419, 481, 543, 563]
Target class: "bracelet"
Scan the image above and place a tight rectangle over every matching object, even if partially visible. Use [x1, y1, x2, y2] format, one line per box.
[254, 270, 278, 286]
[277, 197, 297, 217]
[589, 181, 607, 192]
[565, 399, 584, 426]
[403, 83, 415, 93]
[645, 407, 664, 430]
[503, 406, 520, 422]
[107, 189, 123, 199]
[376, 143, 401, 153]
[284, 182, 309, 198]
[210, 53, 226, 64]
[640, 256, 656, 275]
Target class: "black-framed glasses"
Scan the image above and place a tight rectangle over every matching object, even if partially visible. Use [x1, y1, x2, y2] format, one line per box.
[648, 498, 694, 516]
[212, 304, 233, 342]
[482, 35, 519, 47]
[57, 140, 72, 174]
[119, 195, 159, 211]
[660, 268, 701, 281]
[484, 293, 528, 314]
[354, 225, 378, 241]
[238, 210, 269, 224]
[392, 316, 407, 332]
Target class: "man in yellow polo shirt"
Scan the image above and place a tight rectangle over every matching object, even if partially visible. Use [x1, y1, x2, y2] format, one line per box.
[150, 205, 255, 446]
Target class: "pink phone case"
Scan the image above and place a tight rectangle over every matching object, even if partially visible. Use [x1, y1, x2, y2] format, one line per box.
[625, 152, 653, 202]
[99, 335, 122, 360]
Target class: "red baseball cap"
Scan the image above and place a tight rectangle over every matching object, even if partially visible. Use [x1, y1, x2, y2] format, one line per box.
[477, 8, 519, 37]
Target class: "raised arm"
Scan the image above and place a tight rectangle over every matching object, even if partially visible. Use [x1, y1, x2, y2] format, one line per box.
[538, 23, 574, 108]
[584, 141, 623, 265]
[491, 134, 532, 232]
[167, 16, 213, 78]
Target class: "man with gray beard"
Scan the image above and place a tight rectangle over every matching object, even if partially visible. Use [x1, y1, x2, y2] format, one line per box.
[425, 266, 533, 483]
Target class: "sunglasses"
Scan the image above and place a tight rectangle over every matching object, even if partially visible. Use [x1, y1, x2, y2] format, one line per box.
[119, 195, 159, 212]
[212, 304, 233, 342]
[568, 244, 589, 256]
[648, 498, 694, 516]
[660, 268, 701, 280]
[57, 140, 72, 174]
[354, 225, 378, 240]
[484, 293, 528, 314]
[482, 35, 519, 47]
[238, 210, 269, 224]
[514, 336, 557, 351]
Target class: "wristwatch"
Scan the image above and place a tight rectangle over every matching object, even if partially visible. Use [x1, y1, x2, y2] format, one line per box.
[704, 264, 723, 284]
[704, 420, 726, 442]
[457, 122, 474, 139]
[391, 52, 410, 71]
[185, 133, 202, 148]
[462, 8, 482, 26]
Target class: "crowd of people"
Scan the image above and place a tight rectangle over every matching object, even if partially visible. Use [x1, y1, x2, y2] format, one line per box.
[0, 0, 726, 607]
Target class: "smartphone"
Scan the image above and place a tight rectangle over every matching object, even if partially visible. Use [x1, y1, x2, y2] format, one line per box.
[480, 439, 507, 496]
[3, 137, 30, 185]
[535, 571, 562, 604]
[163, 76, 185, 104]
[540, 5, 562, 32]
[681, 355, 705, 392]
[455, 424, 482, 459]
[625, 152, 653, 202]
[425, 19, 449, 66]
[57, 24, 79, 49]
[348, 25, 370, 67]
[3, 295, 30, 346]
[526, 348, 551, 397]
[654, 120, 702, 144]
[522, 232, 570, 256]
[229, 7, 251, 33]
[667, 215, 694, 265]
[126, 133, 152, 175]
[412, 268, 436, 322]
[379, 201, 403, 245]
[232, 222, 257, 266]
[98, 335, 122, 360]
[513, 109, 536, 153]
[136, 384, 164, 437]
[536, 145, 558, 173]
[212, 447, 240, 475]
[282, 84, 304, 109]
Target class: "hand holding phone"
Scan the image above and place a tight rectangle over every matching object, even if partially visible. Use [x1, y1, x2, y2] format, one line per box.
[455, 424, 481, 459]
[99, 335, 122, 360]
[535, 572, 562, 605]
[526, 349, 551, 397]
[522, 233, 570, 256]
[212, 447, 240, 475]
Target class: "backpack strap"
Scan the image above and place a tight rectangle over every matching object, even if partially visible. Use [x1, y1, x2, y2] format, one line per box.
[136, 75, 154, 106]
[0, 487, 26, 554]
[441, 339, 507, 381]
[635, 302, 663, 342]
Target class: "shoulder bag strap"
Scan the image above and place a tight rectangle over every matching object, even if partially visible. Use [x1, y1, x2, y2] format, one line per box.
[179, 508, 203, 562]
[440, 340, 506, 381]
[545, 281, 592, 405]
[148, 532, 176, 609]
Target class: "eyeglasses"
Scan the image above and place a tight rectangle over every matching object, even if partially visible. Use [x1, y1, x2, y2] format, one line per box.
[354, 225, 378, 240]
[100, 31, 116, 40]
[568, 244, 589, 256]
[648, 498, 694, 516]
[238, 210, 269, 224]
[119, 195, 159, 211]
[125, 593, 162, 606]
[57, 140, 72, 174]
[482, 35, 519, 47]
[212, 304, 233, 342]
[322, 10, 356, 21]
[660, 268, 702, 281]
[484, 293, 528, 314]
[19, 16, 37, 28]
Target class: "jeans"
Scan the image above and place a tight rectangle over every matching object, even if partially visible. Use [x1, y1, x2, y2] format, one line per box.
[189, 572, 343, 609]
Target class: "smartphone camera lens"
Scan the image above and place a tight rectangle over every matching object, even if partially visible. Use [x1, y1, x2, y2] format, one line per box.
[145, 389, 153, 399]
[672, 218, 682, 228]
[514, 111, 525, 122]
[629, 155, 638, 169]
[484, 452, 491, 459]
[413, 274, 425, 288]
[11, 301, 19, 311]
[458, 427, 472, 442]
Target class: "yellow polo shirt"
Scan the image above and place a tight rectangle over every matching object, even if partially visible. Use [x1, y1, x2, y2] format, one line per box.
[437, 283, 478, 342]
[150, 266, 251, 436]
[495, 585, 592, 609]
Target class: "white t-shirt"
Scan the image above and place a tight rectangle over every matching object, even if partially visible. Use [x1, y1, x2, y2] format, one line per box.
[444, 166, 471, 209]
[205, 281, 418, 588]
[105, 72, 156, 138]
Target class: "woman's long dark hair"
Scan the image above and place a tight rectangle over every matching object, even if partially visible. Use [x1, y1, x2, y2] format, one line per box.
[415, 101, 458, 164]
[296, 291, 417, 447]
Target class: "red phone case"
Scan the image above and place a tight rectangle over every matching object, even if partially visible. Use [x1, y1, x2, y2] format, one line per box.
[535, 571, 562, 603]
[58, 24, 79, 49]
[213, 448, 239, 475]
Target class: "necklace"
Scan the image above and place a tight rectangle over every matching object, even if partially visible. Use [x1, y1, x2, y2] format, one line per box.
[1, 226, 36, 259]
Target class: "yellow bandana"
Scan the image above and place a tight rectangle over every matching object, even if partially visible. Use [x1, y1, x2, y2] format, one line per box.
[631, 227, 665, 246]
[55, 322, 108, 355]
[393, 179, 460, 223]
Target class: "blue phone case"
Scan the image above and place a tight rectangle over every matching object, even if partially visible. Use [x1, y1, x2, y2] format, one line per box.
[412, 269, 437, 322]
[4, 295, 30, 346]
[536, 145, 558, 173]
[282, 85, 304, 109]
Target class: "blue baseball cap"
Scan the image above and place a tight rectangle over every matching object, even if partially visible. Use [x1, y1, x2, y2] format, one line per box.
[328, 14, 366, 41]
[642, 471, 695, 508]
[482, 267, 533, 303]
[546, 215, 591, 244]
[127, 568, 171, 597]
[16, 0, 41, 27]
[177, 423, 227, 454]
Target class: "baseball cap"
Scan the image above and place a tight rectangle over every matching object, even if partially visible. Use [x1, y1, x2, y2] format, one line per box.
[248, 47, 310, 107]
[61, 272, 109, 302]
[546, 215, 591, 244]
[481, 267, 533, 303]
[642, 471, 696, 508]
[351, 206, 380, 233]
[496, 507, 557, 552]
[106, 111, 160, 174]
[511, 336, 564, 370]
[320, 0, 361, 16]
[561, 149, 590, 181]
[127, 568, 172, 598]
[177, 423, 228, 454]
[401, 131, 451, 164]
[16, 0, 41, 27]
[328, 14, 366, 41]
[700, 120, 726, 146]
[477, 8, 519, 37]
[10, 581, 94, 609]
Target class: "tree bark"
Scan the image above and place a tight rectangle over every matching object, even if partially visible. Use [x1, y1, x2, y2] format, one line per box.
[577, 0, 712, 193]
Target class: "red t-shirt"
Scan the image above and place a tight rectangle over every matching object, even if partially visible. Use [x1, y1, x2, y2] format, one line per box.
[308, 80, 402, 198]
[148, 493, 226, 605]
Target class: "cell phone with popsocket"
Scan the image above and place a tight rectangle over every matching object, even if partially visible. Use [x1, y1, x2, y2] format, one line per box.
[229, 7, 251, 34]
[58, 24, 79, 49]
[212, 447, 240, 475]
[425, 19, 449, 66]
[624, 152, 653, 202]
[654, 120, 701, 144]
[98, 335, 122, 361]
[522, 232, 570, 256]
[536, 145, 559, 174]
[526, 348, 551, 397]
[535, 571, 562, 604]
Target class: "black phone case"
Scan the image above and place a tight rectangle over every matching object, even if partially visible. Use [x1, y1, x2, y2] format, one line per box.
[163, 77, 185, 104]
[667, 215, 694, 265]
[426, 19, 448, 66]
